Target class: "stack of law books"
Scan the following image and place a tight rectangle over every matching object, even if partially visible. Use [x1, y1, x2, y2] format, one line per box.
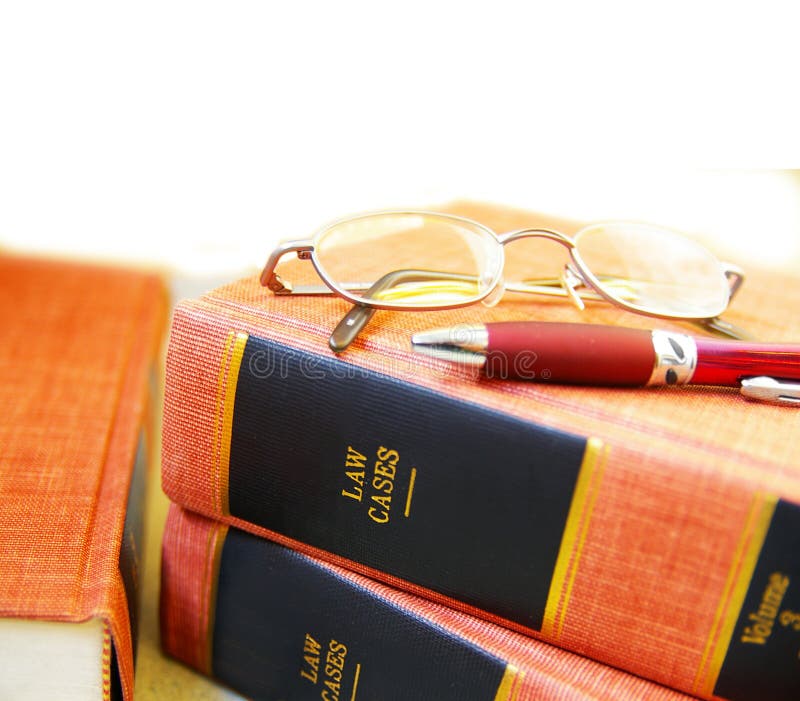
[159, 202, 800, 700]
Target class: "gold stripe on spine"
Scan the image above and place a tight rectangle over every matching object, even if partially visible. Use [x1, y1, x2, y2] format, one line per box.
[693, 492, 777, 696]
[218, 332, 249, 517]
[493, 664, 521, 701]
[404, 467, 418, 518]
[350, 662, 362, 701]
[203, 522, 230, 676]
[541, 438, 608, 641]
[212, 331, 237, 516]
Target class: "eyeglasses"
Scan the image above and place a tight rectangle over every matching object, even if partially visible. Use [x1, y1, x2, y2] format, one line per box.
[260, 210, 747, 352]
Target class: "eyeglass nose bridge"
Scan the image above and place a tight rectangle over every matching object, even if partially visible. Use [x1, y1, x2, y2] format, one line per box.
[496, 227, 578, 249]
[496, 227, 586, 311]
[560, 265, 588, 311]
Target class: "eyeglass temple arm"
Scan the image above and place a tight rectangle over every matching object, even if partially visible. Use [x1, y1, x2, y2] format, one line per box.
[506, 276, 615, 301]
[510, 270, 754, 340]
[511, 266, 746, 304]
[259, 240, 314, 292]
[329, 269, 478, 353]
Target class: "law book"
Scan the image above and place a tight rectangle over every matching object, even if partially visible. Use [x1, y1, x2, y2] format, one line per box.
[161, 503, 696, 701]
[0, 255, 167, 701]
[161, 201, 800, 700]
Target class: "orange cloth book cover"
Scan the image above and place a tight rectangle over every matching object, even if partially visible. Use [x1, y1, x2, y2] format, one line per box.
[0, 255, 167, 701]
[161, 202, 800, 700]
[161, 503, 696, 701]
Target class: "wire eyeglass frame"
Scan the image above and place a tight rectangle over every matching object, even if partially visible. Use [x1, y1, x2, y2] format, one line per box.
[260, 210, 748, 352]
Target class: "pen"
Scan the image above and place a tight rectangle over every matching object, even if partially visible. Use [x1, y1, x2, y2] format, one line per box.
[410, 322, 800, 405]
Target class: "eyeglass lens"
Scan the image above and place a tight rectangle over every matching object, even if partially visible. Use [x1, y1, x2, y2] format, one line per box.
[310, 213, 731, 319]
[574, 223, 731, 318]
[313, 213, 502, 308]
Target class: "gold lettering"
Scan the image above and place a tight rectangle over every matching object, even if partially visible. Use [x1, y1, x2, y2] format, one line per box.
[740, 571, 790, 645]
[304, 634, 322, 656]
[341, 471, 364, 502]
[770, 572, 790, 590]
[376, 446, 399, 464]
[764, 573, 790, 615]
[320, 639, 348, 701]
[329, 640, 347, 656]
[741, 631, 767, 645]
[300, 667, 318, 684]
[326, 650, 346, 672]
[371, 475, 394, 494]
[363, 446, 400, 524]
[341, 444, 410, 525]
[300, 633, 321, 683]
[325, 664, 343, 682]
[341, 446, 368, 502]
[374, 460, 396, 480]
[371, 494, 391, 510]
[779, 610, 800, 631]
[368, 505, 389, 523]
[345, 445, 368, 468]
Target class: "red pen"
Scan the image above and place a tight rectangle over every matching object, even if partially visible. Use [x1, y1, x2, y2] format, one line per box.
[410, 322, 800, 405]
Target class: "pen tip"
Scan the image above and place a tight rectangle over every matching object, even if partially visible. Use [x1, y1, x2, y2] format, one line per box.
[411, 324, 488, 349]
[411, 328, 454, 347]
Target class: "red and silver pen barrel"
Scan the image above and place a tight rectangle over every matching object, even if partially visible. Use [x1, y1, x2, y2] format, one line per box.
[487, 322, 704, 386]
[691, 336, 800, 385]
[412, 322, 691, 386]
[410, 322, 800, 403]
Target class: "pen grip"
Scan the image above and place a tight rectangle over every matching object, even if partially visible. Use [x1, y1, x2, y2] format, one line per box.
[485, 322, 655, 385]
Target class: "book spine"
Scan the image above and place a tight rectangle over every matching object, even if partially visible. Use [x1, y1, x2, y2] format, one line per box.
[160, 504, 693, 701]
[163, 309, 593, 632]
[162, 303, 800, 701]
[96, 275, 168, 701]
[104, 428, 148, 701]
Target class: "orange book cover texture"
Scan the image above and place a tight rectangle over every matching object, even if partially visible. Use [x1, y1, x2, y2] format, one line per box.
[0, 255, 166, 701]
[162, 202, 800, 699]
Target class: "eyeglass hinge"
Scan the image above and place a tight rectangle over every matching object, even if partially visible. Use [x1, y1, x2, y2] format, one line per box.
[297, 250, 312, 260]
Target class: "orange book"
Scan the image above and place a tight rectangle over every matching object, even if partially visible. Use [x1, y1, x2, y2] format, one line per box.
[162, 202, 800, 700]
[161, 503, 696, 700]
[0, 255, 167, 701]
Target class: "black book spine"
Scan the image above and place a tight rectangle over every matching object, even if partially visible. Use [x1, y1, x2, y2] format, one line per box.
[210, 524, 518, 701]
[221, 333, 597, 632]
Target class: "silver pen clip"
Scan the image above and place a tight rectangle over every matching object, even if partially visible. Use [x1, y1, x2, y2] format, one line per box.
[740, 377, 800, 406]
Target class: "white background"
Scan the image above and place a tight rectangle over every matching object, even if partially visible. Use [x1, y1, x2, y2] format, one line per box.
[1, 2, 799, 286]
